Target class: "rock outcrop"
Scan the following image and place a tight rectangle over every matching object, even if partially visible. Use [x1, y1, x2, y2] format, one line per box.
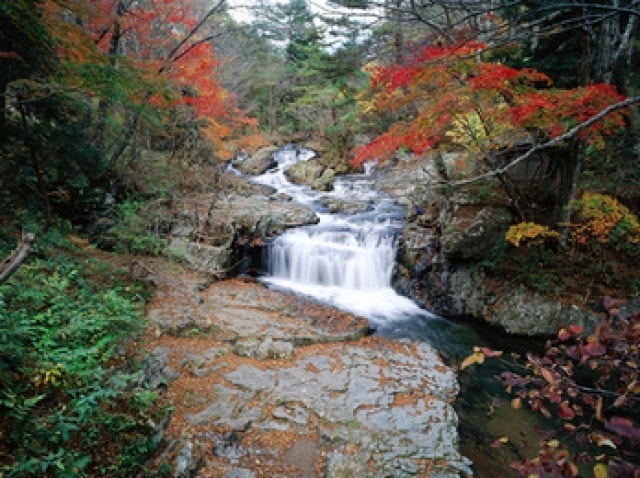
[372, 152, 600, 336]
[141, 261, 472, 477]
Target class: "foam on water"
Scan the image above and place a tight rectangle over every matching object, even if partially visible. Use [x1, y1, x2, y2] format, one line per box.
[253, 146, 433, 322]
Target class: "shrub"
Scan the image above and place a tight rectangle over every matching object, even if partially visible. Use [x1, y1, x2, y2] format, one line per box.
[0, 234, 163, 476]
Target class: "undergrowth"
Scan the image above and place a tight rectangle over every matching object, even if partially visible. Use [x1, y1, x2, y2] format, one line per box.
[0, 226, 166, 477]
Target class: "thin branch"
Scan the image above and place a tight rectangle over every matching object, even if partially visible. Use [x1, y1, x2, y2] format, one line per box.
[159, 0, 226, 73]
[437, 95, 640, 188]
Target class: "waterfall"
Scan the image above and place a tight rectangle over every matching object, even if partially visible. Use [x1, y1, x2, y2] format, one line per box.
[253, 146, 432, 322]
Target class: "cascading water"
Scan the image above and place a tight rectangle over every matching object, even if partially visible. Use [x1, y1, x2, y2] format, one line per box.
[241, 145, 541, 475]
[251, 145, 432, 322]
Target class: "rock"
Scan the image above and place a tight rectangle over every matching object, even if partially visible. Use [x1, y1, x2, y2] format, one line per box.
[311, 167, 335, 191]
[184, 242, 231, 276]
[256, 337, 295, 360]
[142, 261, 471, 476]
[285, 158, 324, 184]
[324, 452, 370, 477]
[397, 253, 602, 336]
[154, 313, 210, 338]
[440, 206, 512, 261]
[186, 338, 472, 477]
[226, 468, 256, 478]
[174, 439, 202, 478]
[486, 286, 601, 336]
[234, 146, 279, 175]
[139, 346, 176, 389]
[321, 197, 372, 214]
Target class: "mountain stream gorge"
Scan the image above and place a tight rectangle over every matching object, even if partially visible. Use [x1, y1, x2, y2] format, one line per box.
[236, 145, 539, 476]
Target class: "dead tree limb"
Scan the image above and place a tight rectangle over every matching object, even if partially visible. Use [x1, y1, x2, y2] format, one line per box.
[0, 232, 36, 284]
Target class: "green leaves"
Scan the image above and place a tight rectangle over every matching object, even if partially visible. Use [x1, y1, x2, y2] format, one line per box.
[0, 234, 157, 476]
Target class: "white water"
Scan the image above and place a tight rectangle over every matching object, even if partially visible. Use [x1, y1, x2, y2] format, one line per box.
[249, 145, 433, 323]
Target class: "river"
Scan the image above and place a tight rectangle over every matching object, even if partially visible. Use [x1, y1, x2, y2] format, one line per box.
[241, 144, 542, 476]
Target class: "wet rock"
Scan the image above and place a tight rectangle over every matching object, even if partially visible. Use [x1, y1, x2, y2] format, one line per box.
[322, 197, 372, 215]
[311, 167, 335, 191]
[285, 157, 324, 184]
[234, 147, 279, 175]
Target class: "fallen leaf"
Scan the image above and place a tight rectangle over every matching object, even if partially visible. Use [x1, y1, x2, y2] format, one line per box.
[593, 463, 608, 478]
[460, 351, 485, 370]
[558, 402, 575, 420]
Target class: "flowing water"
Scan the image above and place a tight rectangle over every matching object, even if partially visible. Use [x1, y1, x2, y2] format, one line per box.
[251, 145, 476, 348]
[245, 145, 543, 476]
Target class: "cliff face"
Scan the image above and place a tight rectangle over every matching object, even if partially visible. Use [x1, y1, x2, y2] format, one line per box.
[372, 152, 600, 337]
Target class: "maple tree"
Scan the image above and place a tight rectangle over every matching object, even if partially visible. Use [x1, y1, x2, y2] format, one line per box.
[1, 0, 262, 227]
[352, 36, 635, 229]
[353, 40, 629, 168]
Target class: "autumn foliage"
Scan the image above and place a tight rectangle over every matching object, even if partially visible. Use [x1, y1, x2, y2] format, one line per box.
[353, 40, 627, 168]
[43, 0, 260, 159]
[499, 300, 640, 477]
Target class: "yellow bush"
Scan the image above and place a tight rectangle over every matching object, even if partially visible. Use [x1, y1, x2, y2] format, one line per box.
[506, 222, 559, 247]
[571, 193, 640, 246]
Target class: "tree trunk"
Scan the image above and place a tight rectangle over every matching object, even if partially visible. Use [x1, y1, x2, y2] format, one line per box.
[94, 1, 125, 148]
[554, 139, 584, 247]
[19, 103, 52, 231]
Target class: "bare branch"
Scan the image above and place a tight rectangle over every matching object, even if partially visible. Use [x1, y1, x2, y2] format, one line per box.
[439, 95, 640, 188]
[160, 0, 227, 72]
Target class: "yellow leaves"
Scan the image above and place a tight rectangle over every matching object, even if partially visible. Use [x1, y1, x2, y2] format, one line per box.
[460, 351, 485, 370]
[505, 222, 559, 247]
[593, 463, 608, 478]
[34, 363, 65, 387]
[460, 346, 502, 370]
[444, 112, 490, 151]
[570, 193, 640, 246]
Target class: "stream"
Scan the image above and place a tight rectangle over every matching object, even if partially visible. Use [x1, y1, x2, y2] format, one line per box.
[244, 145, 543, 476]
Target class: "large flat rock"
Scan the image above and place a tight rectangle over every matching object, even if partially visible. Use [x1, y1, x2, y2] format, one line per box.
[141, 261, 472, 477]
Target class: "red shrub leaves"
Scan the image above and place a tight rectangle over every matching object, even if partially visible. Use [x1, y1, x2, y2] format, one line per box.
[494, 303, 640, 475]
[353, 36, 628, 168]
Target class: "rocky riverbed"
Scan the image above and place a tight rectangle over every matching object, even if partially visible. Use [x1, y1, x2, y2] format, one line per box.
[137, 259, 472, 477]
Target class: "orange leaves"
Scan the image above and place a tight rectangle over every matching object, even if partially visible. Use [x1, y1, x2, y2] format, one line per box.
[459, 346, 502, 370]
[354, 30, 630, 170]
[569, 193, 640, 248]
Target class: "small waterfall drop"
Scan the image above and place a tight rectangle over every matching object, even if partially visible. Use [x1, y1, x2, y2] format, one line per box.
[253, 146, 432, 322]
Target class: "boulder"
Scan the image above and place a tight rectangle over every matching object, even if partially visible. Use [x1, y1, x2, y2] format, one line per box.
[285, 158, 324, 184]
[234, 146, 279, 175]
[440, 205, 512, 260]
[311, 167, 335, 191]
